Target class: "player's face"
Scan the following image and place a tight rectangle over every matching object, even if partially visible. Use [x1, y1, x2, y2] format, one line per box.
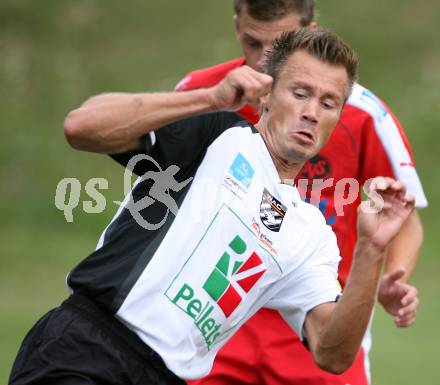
[262, 50, 349, 165]
[235, 7, 305, 72]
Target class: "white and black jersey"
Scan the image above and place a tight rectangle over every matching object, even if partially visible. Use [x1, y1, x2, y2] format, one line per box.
[67, 112, 341, 380]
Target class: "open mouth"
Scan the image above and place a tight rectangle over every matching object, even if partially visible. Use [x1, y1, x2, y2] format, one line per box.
[292, 131, 314, 144]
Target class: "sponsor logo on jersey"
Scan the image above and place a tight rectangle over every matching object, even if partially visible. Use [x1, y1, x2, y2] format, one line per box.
[203, 235, 266, 317]
[223, 153, 254, 199]
[171, 284, 223, 348]
[251, 217, 278, 255]
[298, 156, 336, 226]
[169, 232, 266, 349]
[260, 188, 287, 232]
[300, 155, 331, 179]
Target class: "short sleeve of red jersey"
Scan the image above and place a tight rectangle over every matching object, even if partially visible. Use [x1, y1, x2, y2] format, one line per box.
[175, 58, 260, 125]
[348, 84, 427, 208]
[174, 58, 246, 91]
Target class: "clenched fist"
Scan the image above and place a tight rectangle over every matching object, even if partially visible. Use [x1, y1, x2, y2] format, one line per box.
[210, 65, 273, 111]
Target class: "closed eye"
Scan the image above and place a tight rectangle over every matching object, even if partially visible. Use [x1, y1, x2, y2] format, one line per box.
[321, 101, 336, 110]
[321, 98, 339, 110]
[294, 91, 307, 99]
[245, 38, 262, 49]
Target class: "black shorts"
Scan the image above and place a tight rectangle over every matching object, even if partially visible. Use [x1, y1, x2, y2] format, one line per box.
[9, 294, 186, 385]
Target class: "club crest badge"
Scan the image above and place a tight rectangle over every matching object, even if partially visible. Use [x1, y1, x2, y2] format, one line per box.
[260, 188, 287, 232]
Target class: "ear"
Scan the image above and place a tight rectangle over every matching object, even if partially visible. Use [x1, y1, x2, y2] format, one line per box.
[260, 94, 270, 113]
[308, 21, 318, 30]
[233, 14, 240, 35]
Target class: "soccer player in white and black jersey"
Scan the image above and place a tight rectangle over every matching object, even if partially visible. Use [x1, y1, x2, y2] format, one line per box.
[10, 29, 416, 385]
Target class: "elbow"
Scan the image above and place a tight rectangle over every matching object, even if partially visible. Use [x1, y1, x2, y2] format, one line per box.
[63, 110, 91, 151]
[313, 349, 355, 375]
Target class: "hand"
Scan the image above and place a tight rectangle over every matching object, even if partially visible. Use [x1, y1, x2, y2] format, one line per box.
[378, 268, 419, 327]
[358, 177, 415, 251]
[210, 65, 273, 111]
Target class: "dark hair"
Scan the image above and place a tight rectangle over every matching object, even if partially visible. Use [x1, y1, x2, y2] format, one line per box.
[233, 0, 315, 26]
[264, 28, 358, 94]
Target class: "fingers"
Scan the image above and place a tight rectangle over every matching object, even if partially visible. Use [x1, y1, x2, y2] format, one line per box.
[395, 314, 416, 328]
[383, 268, 406, 286]
[378, 276, 420, 328]
[364, 177, 415, 213]
[401, 285, 418, 307]
[369, 177, 406, 198]
[235, 67, 273, 103]
[217, 65, 273, 110]
[394, 300, 418, 327]
[404, 193, 416, 209]
[395, 285, 419, 328]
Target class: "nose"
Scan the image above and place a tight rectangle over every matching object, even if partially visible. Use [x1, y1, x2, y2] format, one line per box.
[255, 56, 265, 72]
[301, 100, 319, 124]
[256, 44, 273, 72]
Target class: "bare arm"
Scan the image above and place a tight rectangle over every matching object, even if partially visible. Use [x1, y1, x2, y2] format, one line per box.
[303, 177, 415, 374]
[304, 239, 384, 374]
[63, 66, 272, 154]
[64, 90, 218, 154]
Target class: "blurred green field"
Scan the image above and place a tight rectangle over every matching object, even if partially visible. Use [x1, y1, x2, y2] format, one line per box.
[1, 1, 439, 384]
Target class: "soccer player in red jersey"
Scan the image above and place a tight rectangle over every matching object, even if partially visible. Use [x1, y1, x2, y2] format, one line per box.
[175, 1, 426, 384]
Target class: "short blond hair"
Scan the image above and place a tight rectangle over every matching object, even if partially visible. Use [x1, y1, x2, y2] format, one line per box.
[264, 28, 358, 94]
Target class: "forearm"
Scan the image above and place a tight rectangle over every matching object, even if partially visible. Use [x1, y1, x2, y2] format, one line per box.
[64, 65, 273, 154]
[306, 178, 415, 373]
[314, 239, 384, 373]
[64, 89, 216, 154]
[384, 210, 423, 281]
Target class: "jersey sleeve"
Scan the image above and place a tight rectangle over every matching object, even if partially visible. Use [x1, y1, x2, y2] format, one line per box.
[265, 223, 342, 340]
[174, 74, 193, 91]
[351, 87, 427, 208]
[174, 58, 246, 92]
[110, 111, 243, 177]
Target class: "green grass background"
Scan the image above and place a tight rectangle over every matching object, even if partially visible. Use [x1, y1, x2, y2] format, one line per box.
[1, 1, 439, 383]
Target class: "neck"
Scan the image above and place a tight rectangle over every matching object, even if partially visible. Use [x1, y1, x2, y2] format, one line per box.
[273, 157, 303, 183]
[255, 120, 304, 183]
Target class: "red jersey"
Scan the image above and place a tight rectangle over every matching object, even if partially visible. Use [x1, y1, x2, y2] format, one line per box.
[176, 58, 427, 286]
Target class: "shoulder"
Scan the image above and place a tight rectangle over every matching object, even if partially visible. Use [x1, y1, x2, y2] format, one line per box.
[207, 118, 255, 148]
[344, 83, 395, 122]
[295, 200, 337, 242]
[292, 200, 340, 262]
[296, 199, 328, 227]
[175, 57, 246, 90]
[341, 83, 409, 147]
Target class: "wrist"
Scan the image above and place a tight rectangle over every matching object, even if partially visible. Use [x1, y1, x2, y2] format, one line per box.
[355, 237, 387, 263]
[203, 87, 225, 112]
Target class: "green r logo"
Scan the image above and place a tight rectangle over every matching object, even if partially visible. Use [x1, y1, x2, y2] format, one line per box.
[203, 235, 266, 317]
